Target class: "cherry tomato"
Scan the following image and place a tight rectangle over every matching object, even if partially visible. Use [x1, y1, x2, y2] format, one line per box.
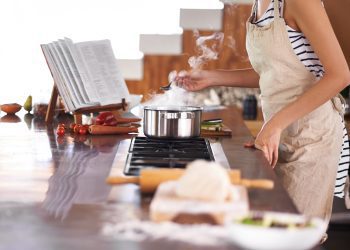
[74, 124, 82, 134]
[95, 117, 103, 125]
[103, 119, 117, 126]
[58, 123, 66, 129]
[79, 127, 88, 135]
[69, 123, 76, 131]
[77, 134, 87, 143]
[56, 127, 65, 136]
[96, 111, 114, 125]
[56, 137, 65, 145]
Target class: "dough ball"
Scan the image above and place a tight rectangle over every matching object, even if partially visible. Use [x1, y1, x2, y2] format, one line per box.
[175, 160, 231, 202]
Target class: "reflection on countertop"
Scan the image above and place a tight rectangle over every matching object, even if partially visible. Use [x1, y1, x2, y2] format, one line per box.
[0, 111, 134, 219]
[42, 139, 117, 219]
[0, 114, 22, 123]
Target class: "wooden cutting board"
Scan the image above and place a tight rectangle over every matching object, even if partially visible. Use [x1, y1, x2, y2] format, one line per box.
[150, 181, 249, 225]
[201, 124, 232, 137]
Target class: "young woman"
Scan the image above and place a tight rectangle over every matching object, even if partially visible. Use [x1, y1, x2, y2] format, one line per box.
[176, 0, 350, 225]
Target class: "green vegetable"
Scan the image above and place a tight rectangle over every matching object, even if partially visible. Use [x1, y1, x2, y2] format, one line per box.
[241, 218, 264, 226]
[23, 95, 32, 113]
[201, 123, 223, 131]
[238, 216, 314, 229]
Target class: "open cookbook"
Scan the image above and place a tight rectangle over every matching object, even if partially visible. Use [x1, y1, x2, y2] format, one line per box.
[41, 38, 130, 112]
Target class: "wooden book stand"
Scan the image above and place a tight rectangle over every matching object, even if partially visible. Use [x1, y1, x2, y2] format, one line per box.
[45, 85, 127, 124]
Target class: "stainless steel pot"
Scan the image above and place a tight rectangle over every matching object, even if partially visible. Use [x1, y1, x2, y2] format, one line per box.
[143, 106, 203, 139]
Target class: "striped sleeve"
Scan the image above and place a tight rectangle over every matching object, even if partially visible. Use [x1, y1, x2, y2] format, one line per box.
[334, 123, 350, 198]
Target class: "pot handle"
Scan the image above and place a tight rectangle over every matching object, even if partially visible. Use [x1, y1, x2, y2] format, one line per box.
[161, 112, 195, 119]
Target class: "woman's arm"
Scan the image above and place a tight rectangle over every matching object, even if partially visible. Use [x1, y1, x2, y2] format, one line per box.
[176, 68, 260, 91]
[256, 0, 350, 167]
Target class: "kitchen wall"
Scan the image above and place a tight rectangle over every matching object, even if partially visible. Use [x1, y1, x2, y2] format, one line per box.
[126, 1, 350, 107]
[323, 0, 350, 68]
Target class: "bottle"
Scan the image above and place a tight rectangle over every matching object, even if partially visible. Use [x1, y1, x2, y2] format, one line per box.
[33, 89, 49, 119]
[243, 94, 257, 120]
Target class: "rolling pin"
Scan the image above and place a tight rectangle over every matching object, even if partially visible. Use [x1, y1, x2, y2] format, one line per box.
[106, 168, 274, 193]
[89, 125, 138, 135]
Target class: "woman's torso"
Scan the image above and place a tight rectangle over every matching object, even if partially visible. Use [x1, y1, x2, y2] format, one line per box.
[248, 0, 349, 199]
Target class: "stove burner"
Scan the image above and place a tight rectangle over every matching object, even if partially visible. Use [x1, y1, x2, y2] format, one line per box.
[123, 137, 214, 176]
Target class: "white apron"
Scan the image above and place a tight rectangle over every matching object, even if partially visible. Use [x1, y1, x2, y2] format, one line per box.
[246, 0, 344, 222]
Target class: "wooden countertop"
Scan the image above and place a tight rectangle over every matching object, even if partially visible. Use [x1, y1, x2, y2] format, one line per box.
[0, 106, 298, 250]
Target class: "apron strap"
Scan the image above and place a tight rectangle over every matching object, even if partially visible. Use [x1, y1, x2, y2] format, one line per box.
[249, 0, 258, 23]
[273, 0, 280, 19]
[280, 0, 285, 18]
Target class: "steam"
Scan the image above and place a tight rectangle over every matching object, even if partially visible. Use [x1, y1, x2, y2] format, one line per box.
[138, 31, 224, 112]
[142, 70, 195, 108]
[188, 30, 224, 70]
[138, 70, 195, 115]
[143, 85, 194, 107]
[138, 2, 253, 112]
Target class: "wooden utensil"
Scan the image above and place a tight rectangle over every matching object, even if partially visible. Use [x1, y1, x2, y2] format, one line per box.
[201, 124, 232, 137]
[88, 125, 138, 135]
[106, 168, 274, 193]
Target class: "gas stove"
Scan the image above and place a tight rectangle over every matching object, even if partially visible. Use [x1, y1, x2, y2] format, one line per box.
[123, 137, 215, 176]
[109, 136, 230, 177]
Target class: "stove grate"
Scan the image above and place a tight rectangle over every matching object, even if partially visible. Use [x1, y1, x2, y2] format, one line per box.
[123, 136, 214, 176]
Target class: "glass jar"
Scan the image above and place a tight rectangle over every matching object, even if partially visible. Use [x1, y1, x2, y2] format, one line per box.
[33, 103, 48, 118]
[242, 94, 257, 120]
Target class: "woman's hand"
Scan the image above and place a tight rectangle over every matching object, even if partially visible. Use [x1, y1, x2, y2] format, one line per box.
[173, 68, 260, 89]
[175, 70, 213, 91]
[254, 121, 282, 168]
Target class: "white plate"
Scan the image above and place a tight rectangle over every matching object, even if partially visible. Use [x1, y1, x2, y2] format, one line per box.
[226, 212, 327, 250]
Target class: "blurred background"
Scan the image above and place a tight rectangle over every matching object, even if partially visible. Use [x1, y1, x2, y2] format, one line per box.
[0, 0, 349, 108]
[0, 0, 225, 104]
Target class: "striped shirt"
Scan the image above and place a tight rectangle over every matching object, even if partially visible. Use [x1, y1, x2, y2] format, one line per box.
[252, 0, 350, 198]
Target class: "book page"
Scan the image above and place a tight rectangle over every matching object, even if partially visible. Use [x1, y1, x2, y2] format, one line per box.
[41, 44, 74, 111]
[58, 39, 91, 105]
[75, 40, 130, 105]
[64, 38, 100, 104]
[48, 43, 79, 110]
[51, 41, 84, 109]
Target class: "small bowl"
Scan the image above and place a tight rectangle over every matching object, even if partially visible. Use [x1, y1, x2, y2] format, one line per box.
[1, 103, 22, 115]
[226, 211, 327, 250]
